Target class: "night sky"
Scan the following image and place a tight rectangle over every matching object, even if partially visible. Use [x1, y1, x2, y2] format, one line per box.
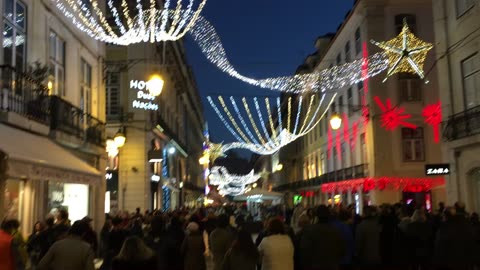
[184, 0, 355, 148]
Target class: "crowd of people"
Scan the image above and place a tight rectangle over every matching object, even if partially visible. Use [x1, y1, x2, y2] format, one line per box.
[1, 201, 480, 270]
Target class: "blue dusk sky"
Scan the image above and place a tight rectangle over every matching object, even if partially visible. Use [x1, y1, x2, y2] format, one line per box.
[184, 0, 355, 146]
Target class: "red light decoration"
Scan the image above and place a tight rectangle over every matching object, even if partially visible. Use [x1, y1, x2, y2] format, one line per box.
[321, 176, 445, 194]
[328, 126, 333, 158]
[300, 191, 315, 198]
[374, 96, 417, 131]
[422, 102, 442, 143]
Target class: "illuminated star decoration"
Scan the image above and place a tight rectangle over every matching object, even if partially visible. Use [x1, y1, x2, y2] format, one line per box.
[374, 96, 416, 131]
[205, 143, 224, 162]
[371, 19, 433, 82]
[422, 102, 442, 143]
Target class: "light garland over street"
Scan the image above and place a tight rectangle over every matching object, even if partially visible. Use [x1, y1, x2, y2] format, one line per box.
[209, 166, 261, 196]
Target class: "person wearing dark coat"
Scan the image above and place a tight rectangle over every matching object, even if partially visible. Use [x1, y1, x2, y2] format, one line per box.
[331, 209, 355, 269]
[210, 214, 235, 270]
[111, 236, 156, 270]
[300, 205, 346, 270]
[221, 230, 259, 270]
[166, 216, 186, 270]
[355, 206, 382, 267]
[182, 222, 206, 270]
[144, 216, 170, 270]
[434, 206, 476, 270]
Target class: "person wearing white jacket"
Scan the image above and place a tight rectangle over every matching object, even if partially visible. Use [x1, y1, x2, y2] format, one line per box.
[258, 218, 294, 270]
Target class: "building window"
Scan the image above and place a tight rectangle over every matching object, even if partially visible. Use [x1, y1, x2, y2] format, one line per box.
[336, 53, 342, 65]
[355, 27, 361, 55]
[360, 133, 367, 164]
[395, 14, 416, 34]
[319, 119, 324, 137]
[49, 31, 65, 96]
[341, 143, 346, 169]
[303, 159, 308, 180]
[347, 88, 353, 116]
[106, 72, 120, 119]
[402, 128, 425, 161]
[80, 59, 92, 115]
[456, 0, 475, 17]
[462, 53, 480, 110]
[331, 102, 336, 114]
[320, 153, 326, 175]
[356, 81, 364, 111]
[3, 0, 26, 72]
[345, 41, 351, 63]
[399, 73, 422, 102]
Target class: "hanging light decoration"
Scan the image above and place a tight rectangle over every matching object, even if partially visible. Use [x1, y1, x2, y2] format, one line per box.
[371, 19, 433, 82]
[207, 93, 336, 156]
[209, 166, 261, 196]
[374, 96, 417, 131]
[50, 0, 207, 45]
[422, 102, 442, 143]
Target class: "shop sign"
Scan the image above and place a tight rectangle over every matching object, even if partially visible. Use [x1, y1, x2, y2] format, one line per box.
[425, 164, 450, 175]
[130, 80, 159, 111]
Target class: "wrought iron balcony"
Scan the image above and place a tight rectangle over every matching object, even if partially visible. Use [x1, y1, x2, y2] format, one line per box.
[443, 105, 480, 141]
[0, 65, 105, 147]
[0, 65, 50, 124]
[273, 163, 368, 192]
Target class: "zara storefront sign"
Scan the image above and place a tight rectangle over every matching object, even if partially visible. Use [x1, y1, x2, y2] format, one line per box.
[425, 164, 450, 176]
[130, 80, 159, 111]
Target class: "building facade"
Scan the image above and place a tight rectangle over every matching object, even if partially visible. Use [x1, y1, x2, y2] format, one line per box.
[433, 0, 480, 212]
[105, 38, 205, 213]
[0, 0, 107, 234]
[276, 0, 446, 211]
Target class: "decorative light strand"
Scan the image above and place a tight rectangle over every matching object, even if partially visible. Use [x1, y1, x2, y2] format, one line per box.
[243, 98, 268, 146]
[292, 96, 303, 135]
[254, 97, 274, 149]
[230, 97, 260, 145]
[52, 0, 207, 44]
[265, 98, 278, 140]
[218, 96, 252, 143]
[206, 96, 244, 142]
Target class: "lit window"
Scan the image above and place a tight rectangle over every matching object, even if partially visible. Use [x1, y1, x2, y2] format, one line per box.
[80, 59, 92, 117]
[462, 53, 480, 110]
[49, 31, 65, 96]
[3, 0, 27, 72]
[402, 128, 425, 161]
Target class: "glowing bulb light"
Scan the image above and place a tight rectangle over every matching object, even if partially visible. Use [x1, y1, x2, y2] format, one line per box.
[147, 74, 164, 96]
[329, 113, 342, 130]
[50, 0, 207, 45]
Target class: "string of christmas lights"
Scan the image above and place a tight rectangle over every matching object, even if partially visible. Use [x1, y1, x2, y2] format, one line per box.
[189, 15, 390, 93]
[209, 166, 261, 196]
[208, 94, 336, 155]
[51, 0, 207, 45]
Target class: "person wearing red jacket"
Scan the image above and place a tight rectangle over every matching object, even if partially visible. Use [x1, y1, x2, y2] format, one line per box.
[0, 219, 25, 270]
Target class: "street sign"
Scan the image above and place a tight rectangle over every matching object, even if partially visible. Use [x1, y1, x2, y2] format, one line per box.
[425, 164, 450, 175]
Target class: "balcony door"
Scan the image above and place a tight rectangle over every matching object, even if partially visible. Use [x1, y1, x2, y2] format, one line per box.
[80, 59, 92, 125]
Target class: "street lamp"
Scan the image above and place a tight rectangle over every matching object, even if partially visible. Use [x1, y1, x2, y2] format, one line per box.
[147, 74, 164, 97]
[168, 147, 176, 155]
[330, 113, 342, 130]
[114, 129, 126, 148]
[274, 164, 283, 172]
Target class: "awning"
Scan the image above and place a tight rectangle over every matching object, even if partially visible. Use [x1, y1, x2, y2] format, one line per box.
[0, 123, 101, 184]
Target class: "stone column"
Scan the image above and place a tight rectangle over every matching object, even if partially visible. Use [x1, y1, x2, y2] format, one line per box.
[347, 189, 353, 205]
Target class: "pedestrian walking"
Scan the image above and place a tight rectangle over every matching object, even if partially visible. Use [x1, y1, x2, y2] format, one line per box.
[221, 230, 259, 270]
[258, 217, 294, 270]
[182, 222, 206, 270]
[210, 214, 235, 270]
[37, 220, 95, 270]
[111, 236, 157, 270]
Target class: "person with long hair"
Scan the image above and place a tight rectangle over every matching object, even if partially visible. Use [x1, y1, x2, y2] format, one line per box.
[112, 236, 156, 270]
[258, 217, 294, 270]
[221, 230, 259, 270]
[27, 221, 45, 269]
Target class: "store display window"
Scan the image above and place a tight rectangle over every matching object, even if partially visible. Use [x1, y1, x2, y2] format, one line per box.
[48, 182, 89, 223]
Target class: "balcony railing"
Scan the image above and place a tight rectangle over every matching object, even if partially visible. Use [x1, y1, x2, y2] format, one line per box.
[0, 65, 50, 124]
[443, 105, 480, 141]
[0, 65, 105, 147]
[273, 163, 368, 192]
